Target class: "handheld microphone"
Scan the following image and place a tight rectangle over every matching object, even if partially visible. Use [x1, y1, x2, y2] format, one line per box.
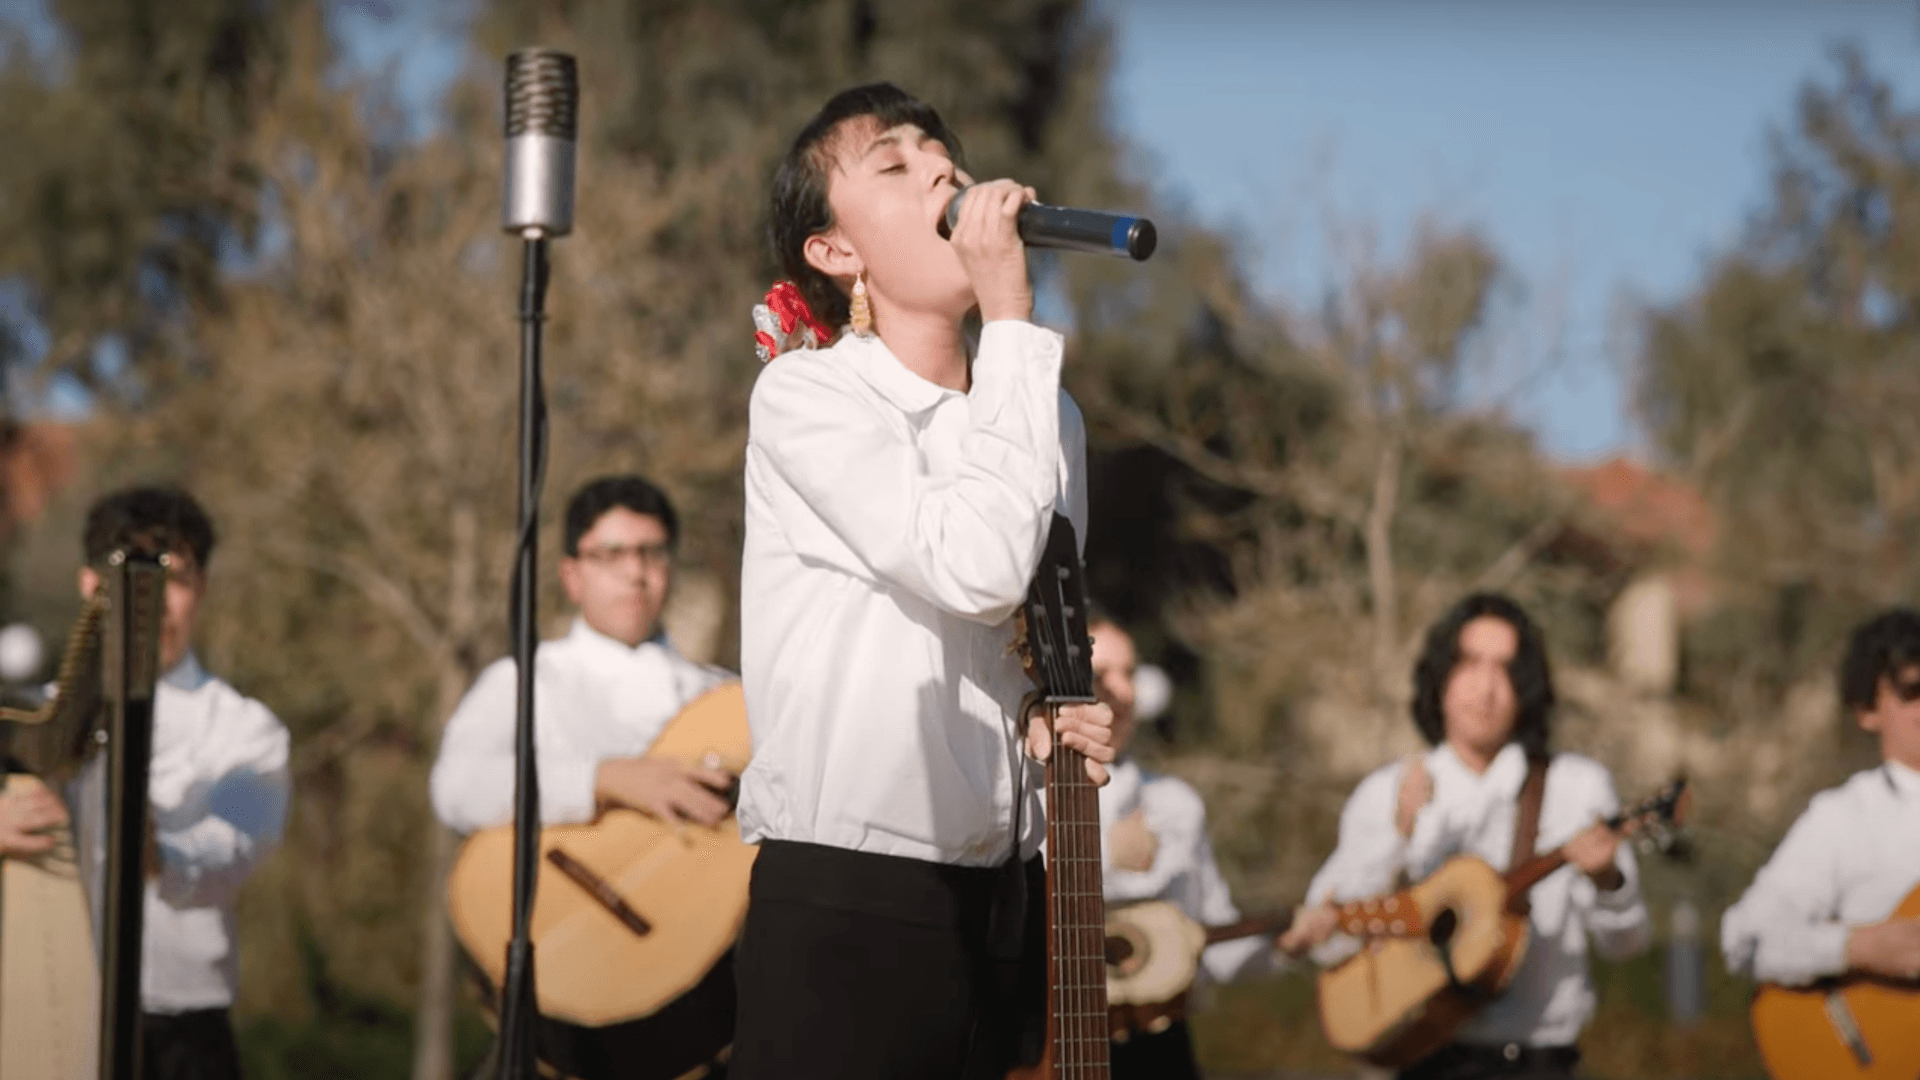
[938, 189, 1156, 261]
[503, 50, 578, 237]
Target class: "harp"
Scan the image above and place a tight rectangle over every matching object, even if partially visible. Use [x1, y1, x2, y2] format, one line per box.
[0, 550, 166, 1080]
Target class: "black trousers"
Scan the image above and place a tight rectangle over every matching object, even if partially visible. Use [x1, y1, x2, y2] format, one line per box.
[144, 1008, 244, 1080]
[729, 840, 1044, 1080]
[1399, 1042, 1580, 1080]
[1110, 1019, 1203, 1080]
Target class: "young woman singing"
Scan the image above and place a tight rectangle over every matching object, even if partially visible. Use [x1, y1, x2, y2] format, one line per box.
[731, 83, 1115, 1080]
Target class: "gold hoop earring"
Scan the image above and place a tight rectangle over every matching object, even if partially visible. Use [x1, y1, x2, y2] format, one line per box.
[850, 273, 874, 337]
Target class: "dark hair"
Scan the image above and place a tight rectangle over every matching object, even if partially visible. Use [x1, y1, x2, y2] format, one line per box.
[1410, 592, 1555, 757]
[1085, 600, 1120, 633]
[769, 82, 964, 331]
[1839, 607, 1920, 712]
[563, 475, 679, 557]
[83, 485, 217, 569]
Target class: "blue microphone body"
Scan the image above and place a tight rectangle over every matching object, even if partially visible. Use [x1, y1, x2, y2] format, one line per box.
[940, 191, 1156, 261]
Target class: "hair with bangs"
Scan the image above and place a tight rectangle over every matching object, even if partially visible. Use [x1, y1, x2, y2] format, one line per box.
[769, 83, 964, 331]
[1410, 592, 1556, 757]
[1840, 607, 1920, 713]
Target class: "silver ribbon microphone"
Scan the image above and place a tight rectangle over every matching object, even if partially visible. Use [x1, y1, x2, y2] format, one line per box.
[503, 50, 578, 237]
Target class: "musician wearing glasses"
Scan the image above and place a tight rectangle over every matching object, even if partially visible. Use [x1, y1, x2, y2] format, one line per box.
[431, 475, 731, 836]
[1278, 593, 1650, 1080]
[1722, 608, 1920, 988]
[0, 486, 290, 1080]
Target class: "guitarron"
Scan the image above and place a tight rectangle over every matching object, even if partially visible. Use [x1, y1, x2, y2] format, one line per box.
[1316, 778, 1689, 1067]
[445, 682, 753, 1080]
[1750, 882, 1920, 1080]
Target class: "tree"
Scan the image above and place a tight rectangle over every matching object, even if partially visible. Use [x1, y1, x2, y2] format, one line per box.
[0, 0, 279, 393]
[1638, 46, 1920, 704]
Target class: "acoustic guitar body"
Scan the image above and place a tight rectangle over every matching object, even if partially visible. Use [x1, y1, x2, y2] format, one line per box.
[1317, 856, 1530, 1068]
[1751, 884, 1920, 1080]
[0, 773, 100, 1080]
[446, 684, 754, 1079]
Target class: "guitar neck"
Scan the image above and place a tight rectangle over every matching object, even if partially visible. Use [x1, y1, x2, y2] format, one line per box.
[1205, 910, 1295, 946]
[1044, 738, 1110, 1077]
[1505, 851, 1570, 901]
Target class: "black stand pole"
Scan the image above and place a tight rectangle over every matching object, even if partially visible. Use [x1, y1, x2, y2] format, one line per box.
[99, 551, 165, 1080]
[496, 234, 550, 1080]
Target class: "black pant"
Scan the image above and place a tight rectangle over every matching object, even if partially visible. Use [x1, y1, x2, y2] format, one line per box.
[1399, 1042, 1580, 1080]
[144, 1008, 243, 1080]
[1110, 1019, 1203, 1080]
[729, 840, 1044, 1080]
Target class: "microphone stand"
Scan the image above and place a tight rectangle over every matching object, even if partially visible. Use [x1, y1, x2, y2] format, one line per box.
[497, 231, 550, 1080]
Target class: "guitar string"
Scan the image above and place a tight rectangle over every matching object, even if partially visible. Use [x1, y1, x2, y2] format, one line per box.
[1033, 581, 1078, 1075]
[1046, 572, 1089, 1076]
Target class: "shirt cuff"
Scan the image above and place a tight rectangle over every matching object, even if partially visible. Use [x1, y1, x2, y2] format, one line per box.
[971, 321, 1063, 422]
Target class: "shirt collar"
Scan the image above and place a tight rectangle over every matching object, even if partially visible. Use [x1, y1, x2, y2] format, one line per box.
[1428, 739, 1529, 797]
[843, 332, 961, 416]
[1887, 758, 1920, 798]
[162, 651, 210, 692]
[567, 616, 668, 659]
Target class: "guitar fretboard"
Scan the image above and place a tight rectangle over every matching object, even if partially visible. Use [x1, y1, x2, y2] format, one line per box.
[1045, 743, 1109, 1075]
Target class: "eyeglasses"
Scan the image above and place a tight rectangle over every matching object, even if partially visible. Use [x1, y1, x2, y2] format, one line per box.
[576, 542, 672, 570]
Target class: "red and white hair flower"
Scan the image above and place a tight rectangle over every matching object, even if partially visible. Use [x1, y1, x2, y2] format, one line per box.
[753, 281, 835, 362]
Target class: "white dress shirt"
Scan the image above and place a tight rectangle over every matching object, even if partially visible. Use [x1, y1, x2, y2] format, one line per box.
[1100, 758, 1277, 985]
[1721, 759, 1920, 986]
[737, 321, 1087, 867]
[1304, 742, 1650, 1048]
[71, 652, 291, 1013]
[431, 618, 727, 833]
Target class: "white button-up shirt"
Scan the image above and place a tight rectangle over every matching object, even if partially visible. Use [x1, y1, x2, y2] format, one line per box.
[1721, 759, 1920, 986]
[430, 619, 727, 833]
[1100, 758, 1277, 985]
[1304, 743, 1650, 1047]
[737, 321, 1087, 867]
[71, 653, 291, 1013]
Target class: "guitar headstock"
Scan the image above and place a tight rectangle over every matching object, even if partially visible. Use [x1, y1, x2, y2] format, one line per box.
[1613, 776, 1692, 860]
[1019, 514, 1096, 705]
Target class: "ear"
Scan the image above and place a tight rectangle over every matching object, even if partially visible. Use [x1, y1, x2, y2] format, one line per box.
[77, 566, 99, 602]
[802, 227, 863, 282]
[558, 557, 585, 608]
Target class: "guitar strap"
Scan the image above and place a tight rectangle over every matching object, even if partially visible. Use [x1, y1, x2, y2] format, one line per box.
[1507, 754, 1549, 917]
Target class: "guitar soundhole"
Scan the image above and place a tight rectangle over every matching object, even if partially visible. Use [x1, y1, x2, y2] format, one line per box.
[1428, 908, 1459, 948]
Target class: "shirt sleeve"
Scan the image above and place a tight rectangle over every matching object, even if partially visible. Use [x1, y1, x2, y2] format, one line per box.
[1305, 763, 1437, 967]
[1721, 795, 1852, 985]
[747, 322, 1065, 623]
[1193, 830, 1282, 984]
[152, 697, 290, 910]
[429, 659, 600, 833]
[1567, 766, 1651, 961]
